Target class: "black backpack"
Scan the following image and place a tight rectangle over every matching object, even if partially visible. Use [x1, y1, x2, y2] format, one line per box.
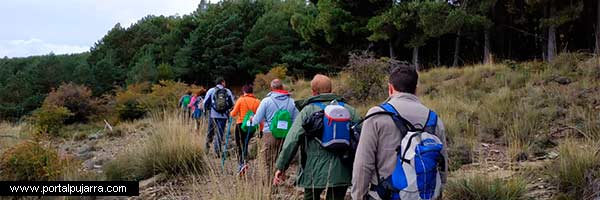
[211, 87, 233, 113]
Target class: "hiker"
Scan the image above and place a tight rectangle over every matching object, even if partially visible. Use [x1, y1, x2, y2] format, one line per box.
[351, 65, 448, 200]
[179, 91, 193, 118]
[203, 78, 235, 156]
[230, 84, 261, 175]
[191, 89, 206, 130]
[251, 79, 299, 181]
[273, 74, 360, 200]
[188, 91, 198, 113]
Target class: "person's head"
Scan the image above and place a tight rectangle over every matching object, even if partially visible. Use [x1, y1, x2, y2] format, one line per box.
[311, 74, 332, 96]
[270, 79, 284, 90]
[215, 77, 226, 87]
[388, 64, 418, 96]
[242, 84, 253, 95]
[186, 91, 192, 95]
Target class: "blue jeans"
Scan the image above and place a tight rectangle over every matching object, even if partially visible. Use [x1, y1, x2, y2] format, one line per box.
[207, 118, 227, 155]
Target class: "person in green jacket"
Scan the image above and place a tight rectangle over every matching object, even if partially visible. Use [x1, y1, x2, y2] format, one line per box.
[273, 74, 361, 200]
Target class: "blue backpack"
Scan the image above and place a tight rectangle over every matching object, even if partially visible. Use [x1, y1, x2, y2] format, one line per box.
[367, 103, 444, 200]
[314, 101, 352, 152]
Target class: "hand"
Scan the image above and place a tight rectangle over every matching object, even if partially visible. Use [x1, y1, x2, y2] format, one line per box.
[273, 170, 285, 185]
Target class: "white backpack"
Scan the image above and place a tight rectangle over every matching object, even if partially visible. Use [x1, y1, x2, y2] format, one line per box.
[368, 103, 444, 200]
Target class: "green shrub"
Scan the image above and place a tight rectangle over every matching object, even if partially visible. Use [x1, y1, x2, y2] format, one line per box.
[43, 83, 100, 124]
[337, 52, 390, 101]
[115, 83, 149, 121]
[114, 81, 196, 121]
[253, 65, 288, 95]
[30, 105, 73, 136]
[116, 100, 147, 121]
[551, 140, 600, 200]
[104, 112, 205, 181]
[0, 140, 62, 181]
[445, 175, 527, 200]
[142, 80, 190, 110]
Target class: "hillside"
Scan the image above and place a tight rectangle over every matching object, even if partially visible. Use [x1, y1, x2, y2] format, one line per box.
[2, 0, 599, 122]
[1, 54, 598, 199]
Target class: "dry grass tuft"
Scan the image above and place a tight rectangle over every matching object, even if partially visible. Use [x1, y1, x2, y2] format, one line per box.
[550, 139, 600, 200]
[104, 111, 205, 181]
[445, 174, 527, 200]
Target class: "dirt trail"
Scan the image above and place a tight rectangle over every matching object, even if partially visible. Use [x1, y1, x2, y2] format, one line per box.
[58, 120, 152, 175]
[54, 118, 560, 200]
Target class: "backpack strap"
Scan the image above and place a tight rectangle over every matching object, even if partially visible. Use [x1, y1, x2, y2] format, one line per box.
[314, 102, 326, 110]
[424, 110, 438, 135]
[267, 97, 290, 123]
[210, 87, 217, 110]
[361, 102, 415, 188]
[378, 103, 417, 132]
[270, 97, 282, 110]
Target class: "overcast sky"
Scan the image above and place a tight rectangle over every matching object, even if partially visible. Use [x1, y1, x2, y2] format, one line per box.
[0, 0, 202, 58]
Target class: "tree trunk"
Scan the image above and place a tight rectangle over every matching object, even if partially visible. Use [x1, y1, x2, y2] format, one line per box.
[547, 3, 557, 62]
[596, 0, 600, 55]
[484, 29, 492, 64]
[453, 31, 461, 67]
[437, 39, 441, 66]
[413, 46, 419, 71]
[548, 25, 557, 62]
[389, 41, 395, 58]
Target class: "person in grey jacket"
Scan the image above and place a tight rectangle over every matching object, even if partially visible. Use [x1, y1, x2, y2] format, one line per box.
[251, 79, 299, 181]
[351, 65, 448, 200]
[203, 78, 235, 156]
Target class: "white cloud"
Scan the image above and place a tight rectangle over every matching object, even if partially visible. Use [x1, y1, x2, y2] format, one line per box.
[0, 0, 202, 58]
[0, 39, 89, 58]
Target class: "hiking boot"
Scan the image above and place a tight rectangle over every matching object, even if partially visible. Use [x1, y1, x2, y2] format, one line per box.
[238, 163, 248, 177]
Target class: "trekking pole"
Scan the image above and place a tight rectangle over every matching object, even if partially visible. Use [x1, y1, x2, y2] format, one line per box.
[222, 117, 233, 172]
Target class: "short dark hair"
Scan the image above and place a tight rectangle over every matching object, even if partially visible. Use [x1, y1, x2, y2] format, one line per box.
[389, 64, 418, 94]
[242, 84, 253, 94]
[215, 77, 225, 85]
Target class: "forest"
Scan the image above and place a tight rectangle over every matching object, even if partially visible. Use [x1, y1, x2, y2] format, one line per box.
[0, 0, 598, 120]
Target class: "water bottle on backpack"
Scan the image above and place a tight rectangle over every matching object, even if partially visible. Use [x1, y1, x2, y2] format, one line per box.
[314, 100, 352, 152]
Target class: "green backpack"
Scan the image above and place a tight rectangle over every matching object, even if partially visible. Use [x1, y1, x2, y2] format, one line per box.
[270, 99, 292, 139]
[241, 110, 257, 133]
[182, 95, 191, 107]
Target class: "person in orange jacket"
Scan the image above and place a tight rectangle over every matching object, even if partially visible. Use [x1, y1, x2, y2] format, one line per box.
[230, 84, 261, 175]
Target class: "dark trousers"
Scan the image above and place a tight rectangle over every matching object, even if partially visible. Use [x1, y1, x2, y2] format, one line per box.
[304, 186, 348, 200]
[234, 123, 254, 165]
[207, 118, 227, 155]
